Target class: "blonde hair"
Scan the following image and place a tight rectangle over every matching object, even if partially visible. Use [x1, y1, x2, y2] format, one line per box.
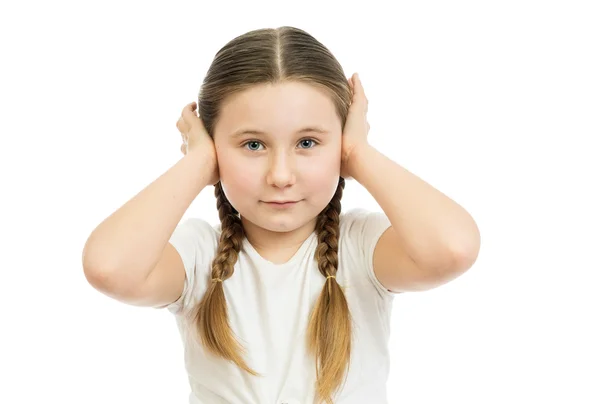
[185, 26, 353, 404]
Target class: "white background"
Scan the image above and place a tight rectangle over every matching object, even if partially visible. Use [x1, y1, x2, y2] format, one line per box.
[1, 0, 598, 403]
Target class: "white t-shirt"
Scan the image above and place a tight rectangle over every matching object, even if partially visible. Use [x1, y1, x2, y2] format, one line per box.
[164, 208, 398, 404]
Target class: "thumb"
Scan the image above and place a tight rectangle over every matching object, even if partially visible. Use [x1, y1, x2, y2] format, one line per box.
[182, 102, 202, 129]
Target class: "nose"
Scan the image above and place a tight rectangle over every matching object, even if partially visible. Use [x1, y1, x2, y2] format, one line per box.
[266, 151, 296, 188]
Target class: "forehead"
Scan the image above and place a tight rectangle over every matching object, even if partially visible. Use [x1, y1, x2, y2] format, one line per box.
[216, 81, 339, 137]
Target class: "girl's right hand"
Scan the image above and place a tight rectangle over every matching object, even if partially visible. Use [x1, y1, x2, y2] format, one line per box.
[176, 102, 220, 185]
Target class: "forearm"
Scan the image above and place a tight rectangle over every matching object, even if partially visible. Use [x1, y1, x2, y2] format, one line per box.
[347, 144, 480, 268]
[82, 149, 213, 283]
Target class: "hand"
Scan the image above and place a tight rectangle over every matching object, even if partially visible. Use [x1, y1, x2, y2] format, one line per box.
[176, 102, 220, 185]
[341, 73, 371, 180]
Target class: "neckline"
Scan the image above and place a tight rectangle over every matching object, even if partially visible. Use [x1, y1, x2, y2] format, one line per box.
[242, 231, 317, 268]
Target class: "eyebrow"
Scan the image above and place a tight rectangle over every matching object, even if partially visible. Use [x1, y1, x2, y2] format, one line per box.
[231, 126, 330, 138]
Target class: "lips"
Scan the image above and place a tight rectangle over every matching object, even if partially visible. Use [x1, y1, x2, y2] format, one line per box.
[262, 200, 300, 208]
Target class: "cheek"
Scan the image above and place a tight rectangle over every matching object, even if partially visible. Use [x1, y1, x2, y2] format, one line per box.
[299, 153, 341, 197]
[216, 147, 245, 179]
[219, 173, 255, 213]
[222, 167, 257, 197]
[216, 151, 261, 205]
[300, 145, 341, 178]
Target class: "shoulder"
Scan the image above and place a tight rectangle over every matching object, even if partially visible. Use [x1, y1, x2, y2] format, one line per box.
[171, 216, 220, 244]
[338, 208, 396, 298]
[164, 217, 220, 315]
[339, 208, 391, 242]
[170, 217, 220, 276]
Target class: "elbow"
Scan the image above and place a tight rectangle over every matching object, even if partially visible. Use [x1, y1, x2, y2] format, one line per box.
[449, 235, 480, 274]
[82, 249, 119, 294]
[83, 263, 144, 302]
[82, 239, 112, 289]
[450, 216, 481, 272]
[83, 265, 114, 294]
[81, 243, 133, 296]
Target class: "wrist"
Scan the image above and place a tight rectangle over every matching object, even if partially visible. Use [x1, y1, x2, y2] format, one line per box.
[344, 142, 373, 179]
[186, 147, 215, 164]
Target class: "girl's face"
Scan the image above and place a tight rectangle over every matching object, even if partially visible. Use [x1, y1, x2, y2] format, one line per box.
[213, 81, 342, 236]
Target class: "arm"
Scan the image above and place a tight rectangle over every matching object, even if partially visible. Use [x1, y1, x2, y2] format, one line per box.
[82, 149, 214, 294]
[347, 144, 480, 292]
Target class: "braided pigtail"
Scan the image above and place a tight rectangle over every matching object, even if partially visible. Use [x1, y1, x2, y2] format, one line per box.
[306, 177, 351, 404]
[189, 182, 260, 376]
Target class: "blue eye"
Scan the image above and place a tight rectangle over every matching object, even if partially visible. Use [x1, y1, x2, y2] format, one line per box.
[299, 139, 316, 149]
[245, 141, 264, 151]
[243, 138, 317, 151]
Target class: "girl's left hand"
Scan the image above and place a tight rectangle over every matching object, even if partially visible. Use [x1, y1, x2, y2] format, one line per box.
[341, 73, 371, 179]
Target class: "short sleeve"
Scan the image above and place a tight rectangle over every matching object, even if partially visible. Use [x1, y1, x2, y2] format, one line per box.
[161, 217, 219, 315]
[339, 208, 396, 299]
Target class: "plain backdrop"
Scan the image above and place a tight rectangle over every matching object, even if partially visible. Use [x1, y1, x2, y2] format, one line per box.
[1, 0, 598, 403]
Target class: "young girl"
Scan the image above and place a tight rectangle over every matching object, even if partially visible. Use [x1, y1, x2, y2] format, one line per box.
[83, 26, 480, 404]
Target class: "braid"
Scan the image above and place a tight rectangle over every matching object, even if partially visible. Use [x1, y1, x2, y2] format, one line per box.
[190, 182, 260, 376]
[307, 177, 352, 404]
[211, 182, 244, 283]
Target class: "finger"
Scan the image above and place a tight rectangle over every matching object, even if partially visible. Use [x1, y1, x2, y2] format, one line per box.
[182, 103, 203, 131]
[352, 74, 368, 110]
[176, 117, 188, 134]
[181, 102, 196, 115]
[352, 74, 362, 95]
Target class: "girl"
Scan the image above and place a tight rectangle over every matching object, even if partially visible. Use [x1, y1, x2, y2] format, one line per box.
[83, 26, 480, 404]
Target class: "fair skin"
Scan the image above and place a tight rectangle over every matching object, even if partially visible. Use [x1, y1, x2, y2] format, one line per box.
[82, 72, 477, 312]
[211, 81, 343, 263]
[179, 73, 480, 292]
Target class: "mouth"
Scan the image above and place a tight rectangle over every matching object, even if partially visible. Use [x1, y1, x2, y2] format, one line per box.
[262, 200, 300, 208]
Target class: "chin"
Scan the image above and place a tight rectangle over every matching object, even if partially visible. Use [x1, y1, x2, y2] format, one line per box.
[259, 218, 303, 233]
[245, 210, 312, 234]
[238, 200, 327, 234]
